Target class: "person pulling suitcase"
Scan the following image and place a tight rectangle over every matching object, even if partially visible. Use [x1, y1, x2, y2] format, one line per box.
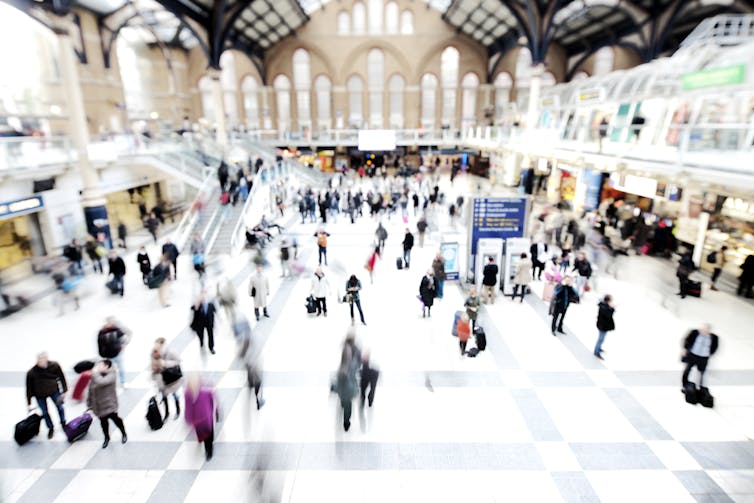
[681, 324, 719, 407]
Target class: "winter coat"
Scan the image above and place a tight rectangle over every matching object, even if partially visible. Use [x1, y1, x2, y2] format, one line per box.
[108, 257, 126, 277]
[596, 301, 615, 332]
[151, 348, 182, 395]
[482, 263, 499, 286]
[248, 272, 270, 308]
[419, 275, 437, 307]
[456, 319, 471, 342]
[346, 279, 362, 302]
[190, 302, 216, 332]
[137, 252, 151, 274]
[432, 257, 447, 280]
[87, 367, 118, 418]
[464, 295, 480, 321]
[162, 243, 179, 261]
[26, 362, 67, 405]
[573, 258, 592, 278]
[402, 233, 415, 251]
[311, 273, 330, 298]
[514, 258, 533, 285]
[552, 284, 579, 311]
[184, 386, 218, 442]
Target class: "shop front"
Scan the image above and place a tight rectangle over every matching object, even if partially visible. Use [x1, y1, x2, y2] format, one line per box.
[0, 195, 46, 272]
[701, 195, 754, 277]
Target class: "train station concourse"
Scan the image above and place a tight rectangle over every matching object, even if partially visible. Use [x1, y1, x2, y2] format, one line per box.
[1, 0, 754, 501]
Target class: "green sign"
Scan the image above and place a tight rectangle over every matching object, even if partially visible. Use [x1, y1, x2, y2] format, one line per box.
[682, 65, 746, 90]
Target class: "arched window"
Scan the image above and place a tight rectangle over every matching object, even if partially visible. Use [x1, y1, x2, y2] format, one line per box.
[241, 76, 260, 129]
[400, 10, 413, 34]
[515, 46, 532, 88]
[388, 74, 405, 128]
[314, 75, 332, 129]
[219, 51, 238, 126]
[347, 75, 364, 126]
[353, 3, 366, 34]
[593, 46, 614, 77]
[368, 0, 383, 34]
[367, 49, 384, 127]
[199, 75, 215, 122]
[385, 2, 399, 34]
[421, 73, 438, 129]
[337, 11, 350, 35]
[493, 72, 512, 122]
[273, 74, 291, 132]
[461, 72, 479, 131]
[440, 46, 459, 127]
[292, 48, 311, 125]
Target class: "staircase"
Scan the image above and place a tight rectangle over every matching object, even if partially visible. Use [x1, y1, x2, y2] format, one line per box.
[207, 201, 246, 255]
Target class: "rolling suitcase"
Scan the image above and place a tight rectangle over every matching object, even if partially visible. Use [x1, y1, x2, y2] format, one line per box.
[14, 413, 42, 446]
[683, 382, 698, 405]
[473, 326, 487, 351]
[452, 310, 462, 337]
[396, 257, 403, 270]
[72, 370, 92, 401]
[105, 279, 119, 294]
[146, 396, 164, 430]
[687, 280, 702, 298]
[467, 347, 479, 357]
[63, 412, 92, 443]
[698, 386, 714, 408]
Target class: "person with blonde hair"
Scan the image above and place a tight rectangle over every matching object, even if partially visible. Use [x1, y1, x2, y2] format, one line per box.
[150, 338, 182, 421]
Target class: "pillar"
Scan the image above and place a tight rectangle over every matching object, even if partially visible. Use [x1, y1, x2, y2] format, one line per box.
[209, 68, 228, 146]
[57, 26, 112, 247]
[526, 64, 544, 131]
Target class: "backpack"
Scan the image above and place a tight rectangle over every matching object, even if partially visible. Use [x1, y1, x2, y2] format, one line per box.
[706, 251, 717, 264]
[281, 247, 290, 261]
[317, 233, 327, 248]
[98, 328, 122, 358]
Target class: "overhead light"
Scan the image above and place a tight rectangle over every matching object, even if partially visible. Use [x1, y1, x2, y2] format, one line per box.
[149, 112, 159, 120]
[49, 105, 62, 115]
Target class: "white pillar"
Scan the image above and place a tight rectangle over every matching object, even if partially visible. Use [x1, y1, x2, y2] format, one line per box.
[526, 64, 544, 131]
[209, 68, 228, 146]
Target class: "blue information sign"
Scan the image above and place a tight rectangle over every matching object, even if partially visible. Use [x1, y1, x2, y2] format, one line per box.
[471, 197, 527, 255]
[583, 169, 603, 211]
[0, 195, 44, 220]
[440, 242, 460, 280]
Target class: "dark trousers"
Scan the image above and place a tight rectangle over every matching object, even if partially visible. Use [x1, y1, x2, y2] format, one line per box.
[171, 259, 178, 279]
[459, 340, 467, 355]
[112, 274, 124, 296]
[513, 284, 527, 302]
[318, 246, 327, 265]
[341, 399, 352, 429]
[36, 392, 66, 430]
[92, 258, 103, 274]
[678, 276, 689, 298]
[551, 307, 568, 333]
[99, 412, 126, 440]
[350, 299, 365, 323]
[316, 297, 327, 315]
[711, 267, 722, 283]
[738, 279, 753, 297]
[682, 354, 709, 387]
[403, 249, 411, 268]
[195, 325, 215, 351]
[532, 261, 544, 280]
[360, 369, 379, 407]
[203, 428, 214, 459]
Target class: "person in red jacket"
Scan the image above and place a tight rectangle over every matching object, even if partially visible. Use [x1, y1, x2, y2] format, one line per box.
[456, 312, 471, 357]
[26, 352, 67, 439]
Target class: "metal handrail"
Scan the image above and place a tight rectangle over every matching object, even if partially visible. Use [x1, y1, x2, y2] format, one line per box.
[172, 172, 217, 252]
[229, 164, 273, 256]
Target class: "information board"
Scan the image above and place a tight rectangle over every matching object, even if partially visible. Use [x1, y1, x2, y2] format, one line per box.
[440, 242, 460, 280]
[470, 197, 528, 255]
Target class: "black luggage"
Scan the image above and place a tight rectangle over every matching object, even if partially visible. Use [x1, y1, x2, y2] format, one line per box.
[474, 326, 487, 351]
[306, 295, 317, 314]
[467, 347, 479, 357]
[146, 396, 164, 430]
[147, 271, 164, 289]
[687, 280, 702, 298]
[396, 257, 403, 270]
[684, 382, 698, 405]
[14, 413, 41, 446]
[74, 359, 95, 374]
[698, 386, 714, 408]
[105, 279, 119, 294]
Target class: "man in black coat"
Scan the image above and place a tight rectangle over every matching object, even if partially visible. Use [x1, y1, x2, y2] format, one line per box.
[682, 324, 718, 391]
[107, 250, 126, 296]
[482, 257, 499, 304]
[551, 276, 579, 336]
[402, 229, 414, 269]
[161, 239, 180, 280]
[26, 352, 68, 439]
[191, 294, 217, 354]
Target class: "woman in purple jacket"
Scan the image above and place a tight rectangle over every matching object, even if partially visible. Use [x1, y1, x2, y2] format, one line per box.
[184, 374, 220, 460]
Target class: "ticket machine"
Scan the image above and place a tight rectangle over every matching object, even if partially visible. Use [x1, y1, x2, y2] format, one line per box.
[475, 238, 503, 292]
[502, 237, 531, 296]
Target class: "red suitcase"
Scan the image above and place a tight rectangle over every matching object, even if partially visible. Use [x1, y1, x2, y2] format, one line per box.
[72, 370, 92, 401]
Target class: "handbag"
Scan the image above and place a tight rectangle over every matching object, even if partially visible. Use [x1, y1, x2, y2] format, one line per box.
[162, 365, 182, 385]
[251, 287, 257, 297]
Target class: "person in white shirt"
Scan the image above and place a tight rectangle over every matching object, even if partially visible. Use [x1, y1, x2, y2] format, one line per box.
[682, 324, 719, 391]
[310, 267, 330, 317]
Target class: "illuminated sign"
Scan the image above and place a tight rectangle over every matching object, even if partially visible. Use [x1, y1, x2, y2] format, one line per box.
[0, 195, 44, 219]
[578, 89, 604, 103]
[682, 65, 746, 90]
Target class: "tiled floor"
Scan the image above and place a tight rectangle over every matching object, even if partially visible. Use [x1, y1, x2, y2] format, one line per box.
[1, 175, 753, 502]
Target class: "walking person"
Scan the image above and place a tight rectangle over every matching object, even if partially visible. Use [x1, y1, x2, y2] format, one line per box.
[681, 324, 719, 396]
[550, 276, 579, 336]
[190, 233, 206, 277]
[239, 316, 265, 410]
[359, 352, 379, 408]
[365, 245, 380, 284]
[145, 213, 160, 244]
[432, 251, 447, 299]
[512, 253, 533, 303]
[161, 239, 180, 280]
[85, 238, 104, 274]
[738, 255, 754, 298]
[594, 294, 615, 360]
[334, 347, 357, 432]
[279, 238, 291, 278]
[117, 222, 127, 249]
[87, 360, 127, 448]
[530, 238, 548, 281]
[419, 270, 437, 318]
[402, 228, 415, 269]
[150, 337, 182, 421]
[482, 256, 499, 304]
[25, 352, 67, 439]
[249, 265, 271, 321]
[315, 228, 330, 266]
[709, 245, 727, 291]
[417, 215, 428, 248]
[154, 254, 172, 307]
[345, 274, 366, 325]
[107, 249, 126, 297]
[375, 223, 388, 253]
[572, 252, 593, 296]
[464, 287, 480, 330]
[97, 317, 131, 386]
[137, 246, 151, 284]
[184, 374, 220, 461]
[310, 267, 330, 317]
[63, 239, 84, 274]
[676, 250, 695, 299]
[190, 293, 217, 354]
[456, 312, 471, 357]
